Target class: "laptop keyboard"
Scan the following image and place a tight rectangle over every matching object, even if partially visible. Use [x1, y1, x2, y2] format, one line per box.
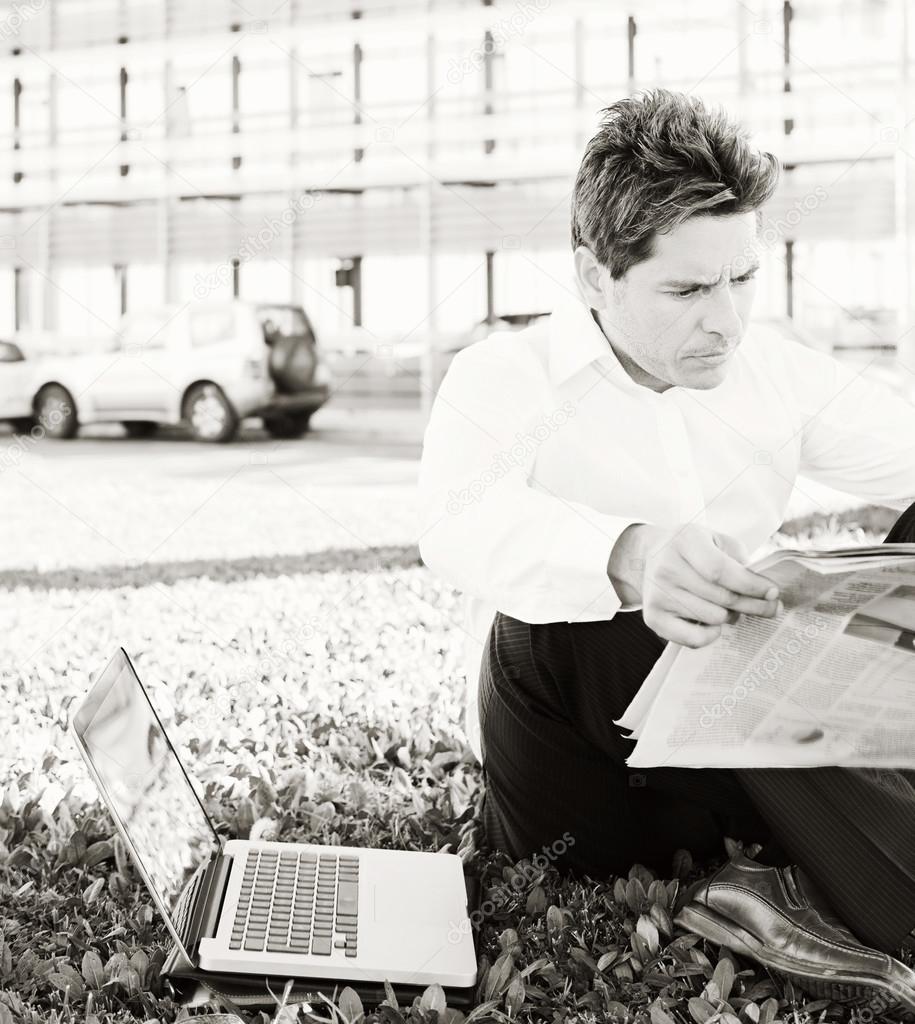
[230, 850, 359, 958]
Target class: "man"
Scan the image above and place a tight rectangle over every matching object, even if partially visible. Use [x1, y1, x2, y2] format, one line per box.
[417, 88, 915, 1007]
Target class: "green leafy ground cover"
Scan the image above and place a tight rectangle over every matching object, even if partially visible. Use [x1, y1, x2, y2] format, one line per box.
[1, 507, 912, 1024]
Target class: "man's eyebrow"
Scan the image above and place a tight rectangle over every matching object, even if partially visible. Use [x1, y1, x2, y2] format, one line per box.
[659, 261, 761, 288]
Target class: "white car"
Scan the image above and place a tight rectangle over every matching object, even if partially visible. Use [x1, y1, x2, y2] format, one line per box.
[16, 301, 331, 443]
[0, 339, 38, 431]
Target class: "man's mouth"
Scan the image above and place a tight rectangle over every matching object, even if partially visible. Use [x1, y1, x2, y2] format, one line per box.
[692, 350, 732, 361]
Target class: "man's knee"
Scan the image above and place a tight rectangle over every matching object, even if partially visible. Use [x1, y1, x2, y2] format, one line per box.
[885, 498, 915, 544]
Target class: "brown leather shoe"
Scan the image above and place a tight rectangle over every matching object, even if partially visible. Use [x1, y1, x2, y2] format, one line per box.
[673, 853, 915, 1011]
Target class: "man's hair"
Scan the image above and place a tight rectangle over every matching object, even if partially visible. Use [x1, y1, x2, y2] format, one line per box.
[570, 88, 780, 279]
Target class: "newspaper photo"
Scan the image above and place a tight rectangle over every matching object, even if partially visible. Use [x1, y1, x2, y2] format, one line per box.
[613, 543, 915, 768]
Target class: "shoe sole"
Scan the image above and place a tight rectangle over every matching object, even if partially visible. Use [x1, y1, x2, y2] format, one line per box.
[675, 903, 915, 1012]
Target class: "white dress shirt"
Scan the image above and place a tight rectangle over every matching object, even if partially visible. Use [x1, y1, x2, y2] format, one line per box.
[417, 274, 915, 763]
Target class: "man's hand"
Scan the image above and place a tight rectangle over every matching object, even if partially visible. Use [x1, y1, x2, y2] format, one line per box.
[608, 523, 781, 649]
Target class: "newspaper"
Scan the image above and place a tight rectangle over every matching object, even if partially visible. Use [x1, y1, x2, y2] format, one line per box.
[613, 542, 915, 768]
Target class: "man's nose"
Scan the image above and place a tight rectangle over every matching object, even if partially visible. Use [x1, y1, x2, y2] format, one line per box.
[700, 282, 743, 340]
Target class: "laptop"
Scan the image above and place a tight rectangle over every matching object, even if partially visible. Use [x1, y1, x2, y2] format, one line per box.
[70, 648, 478, 987]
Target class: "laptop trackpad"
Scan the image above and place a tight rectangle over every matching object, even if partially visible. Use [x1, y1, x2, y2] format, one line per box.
[373, 883, 452, 926]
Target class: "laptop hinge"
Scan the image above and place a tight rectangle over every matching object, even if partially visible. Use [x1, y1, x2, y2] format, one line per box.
[188, 848, 234, 953]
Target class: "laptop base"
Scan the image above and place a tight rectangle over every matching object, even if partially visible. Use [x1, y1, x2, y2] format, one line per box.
[162, 873, 481, 1012]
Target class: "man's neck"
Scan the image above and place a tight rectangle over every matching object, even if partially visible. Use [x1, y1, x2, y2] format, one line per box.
[589, 307, 673, 393]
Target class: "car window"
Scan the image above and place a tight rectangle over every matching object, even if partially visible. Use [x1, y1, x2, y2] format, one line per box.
[119, 312, 171, 353]
[257, 306, 313, 344]
[189, 308, 236, 347]
[0, 340, 24, 362]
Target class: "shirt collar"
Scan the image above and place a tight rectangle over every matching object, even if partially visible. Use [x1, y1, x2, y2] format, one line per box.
[548, 277, 642, 389]
[547, 276, 683, 397]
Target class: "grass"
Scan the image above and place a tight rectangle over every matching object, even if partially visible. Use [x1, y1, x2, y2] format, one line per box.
[0, 505, 912, 1024]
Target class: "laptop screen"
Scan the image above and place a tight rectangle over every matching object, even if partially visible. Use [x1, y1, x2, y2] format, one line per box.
[72, 649, 221, 943]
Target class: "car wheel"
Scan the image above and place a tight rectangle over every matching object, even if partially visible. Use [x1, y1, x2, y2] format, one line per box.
[123, 421, 158, 439]
[183, 383, 239, 443]
[263, 412, 312, 439]
[35, 384, 79, 439]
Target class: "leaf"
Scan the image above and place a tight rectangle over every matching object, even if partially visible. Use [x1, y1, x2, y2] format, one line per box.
[82, 877, 105, 906]
[81, 950, 104, 989]
[597, 951, 621, 972]
[672, 849, 693, 879]
[758, 997, 779, 1024]
[0, 1004, 11, 1024]
[605, 1000, 630, 1022]
[525, 885, 547, 914]
[570, 947, 598, 972]
[84, 839, 114, 867]
[647, 880, 668, 908]
[723, 836, 743, 861]
[649, 1001, 677, 1024]
[382, 979, 399, 1010]
[613, 877, 628, 905]
[631, 929, 651, 958]
[637, 914, 660, 954]
[337, 986, 364, 1023]
[420, 983, 446, 1013]
[546, 905, 564, 939]
[712, 957, 736, 1002]
[49, 964, 85, 998]
[505, 974, 525, 1017]
[744, 1002, 760, 1023]
[688, 997, 717, 1023]
[483, 952, 515, 1001]
[625, 876, 647, 913]
[628, 863, 654, 888]
[649, 903, 674, 938]
[117, 964, 141, 997]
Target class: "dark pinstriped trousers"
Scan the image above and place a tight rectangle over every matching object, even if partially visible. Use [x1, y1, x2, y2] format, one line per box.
[478, 500, 915, 953]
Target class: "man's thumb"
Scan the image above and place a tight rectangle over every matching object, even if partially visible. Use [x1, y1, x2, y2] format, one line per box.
[713, 531, 749, 564]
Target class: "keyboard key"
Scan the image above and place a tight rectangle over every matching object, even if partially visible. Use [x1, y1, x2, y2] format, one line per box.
[334, 937, 346, 948]
[345, 948, 357, 958]
[336, 881, 358, 916]
[244, 937, 265, 951]
[312, 936, 332, 955]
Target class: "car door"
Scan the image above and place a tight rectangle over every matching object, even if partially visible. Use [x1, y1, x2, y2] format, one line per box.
[0, 340, 35, 419]
[88, 310, 177, 419]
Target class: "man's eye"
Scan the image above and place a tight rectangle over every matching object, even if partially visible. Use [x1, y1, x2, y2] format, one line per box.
[673, 287, 698, 298]
[733, 272, 757, 285]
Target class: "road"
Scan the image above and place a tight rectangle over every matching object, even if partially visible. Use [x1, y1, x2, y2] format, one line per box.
[0, 402, 429, 574]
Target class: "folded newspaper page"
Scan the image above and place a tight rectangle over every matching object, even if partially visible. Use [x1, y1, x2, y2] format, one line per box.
[613, 542, 915, 768]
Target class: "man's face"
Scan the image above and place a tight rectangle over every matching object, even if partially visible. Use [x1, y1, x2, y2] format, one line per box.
[576, 211, 761, 392]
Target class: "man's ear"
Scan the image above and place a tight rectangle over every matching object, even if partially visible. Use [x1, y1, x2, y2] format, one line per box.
[573, 245, 607, 309]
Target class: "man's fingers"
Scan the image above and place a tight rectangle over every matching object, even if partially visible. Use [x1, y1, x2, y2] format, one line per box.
[682, 539, 779, 604]
[648, 610, 722, 649]
[651, 585, 733, 627]
[664, 565, 780, 618]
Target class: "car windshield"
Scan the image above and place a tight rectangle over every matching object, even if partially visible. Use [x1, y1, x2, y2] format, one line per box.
[257, 306, 311, 341]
